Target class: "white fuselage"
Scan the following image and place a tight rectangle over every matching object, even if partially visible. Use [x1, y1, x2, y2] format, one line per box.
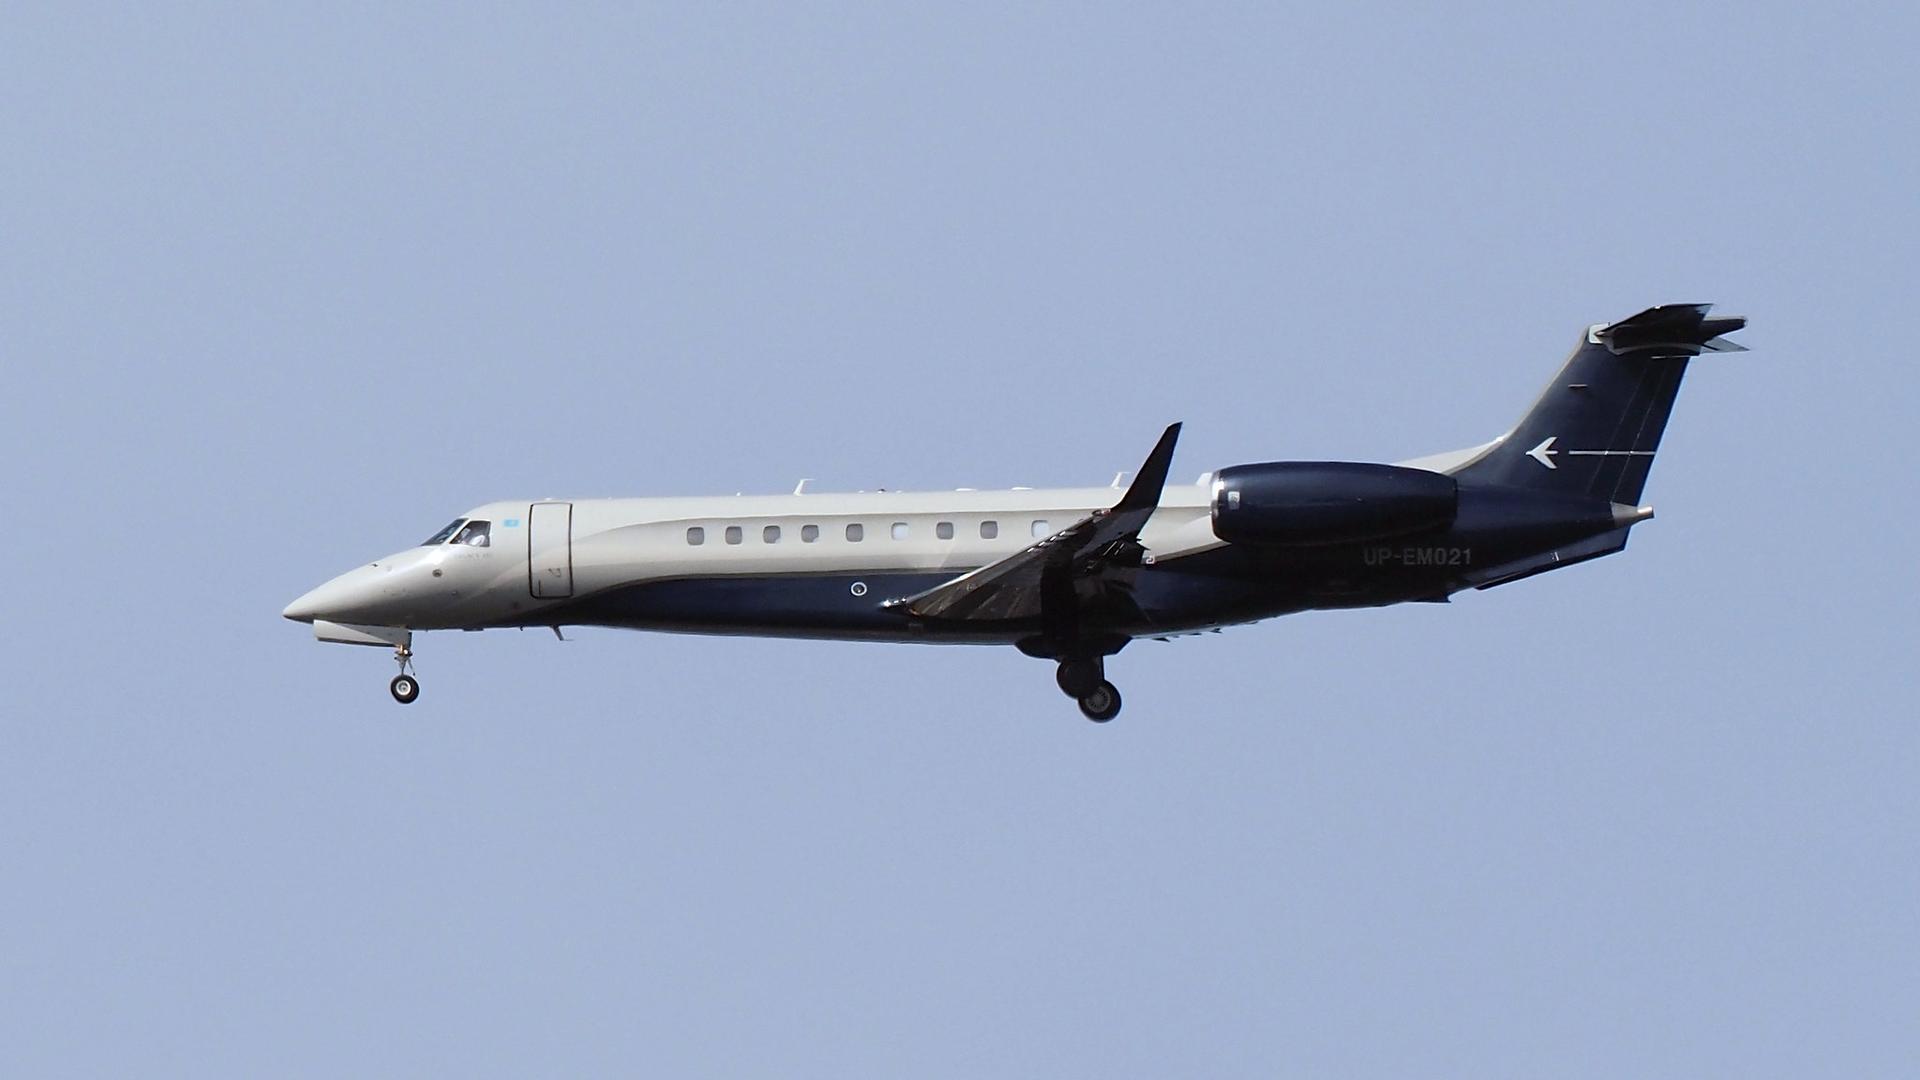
[284, 482, 1228, 635]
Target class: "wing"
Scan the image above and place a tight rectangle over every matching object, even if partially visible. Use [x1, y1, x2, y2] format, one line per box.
[883, 423, 1182, 622]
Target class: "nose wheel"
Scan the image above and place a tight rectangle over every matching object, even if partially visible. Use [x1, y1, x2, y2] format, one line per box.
[389, 645, 420, 704]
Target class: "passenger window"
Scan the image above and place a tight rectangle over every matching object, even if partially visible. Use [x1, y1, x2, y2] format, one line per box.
[725, 525, 743, 545]
[801, 524, 820, 543]
[687, 526, 705, 546]
[846, 523, 864, 542]
[1031, 519, 1051, 538]
[980, 520, 998, 540]
[936, 522, 954, 540]
[453, 520, 491, 547]
[763, 525, 781, 543]
[891, 522, 909, 540]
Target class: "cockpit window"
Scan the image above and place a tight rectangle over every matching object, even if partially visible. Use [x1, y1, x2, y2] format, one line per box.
[453, 520, 491, 547]
[422, 519, 465, 546]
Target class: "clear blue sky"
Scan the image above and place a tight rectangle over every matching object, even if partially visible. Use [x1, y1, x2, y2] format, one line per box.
[3, 4, 1915, 1076]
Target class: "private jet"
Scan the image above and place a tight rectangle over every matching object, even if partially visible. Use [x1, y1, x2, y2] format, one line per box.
[284, 303, 1744, 720]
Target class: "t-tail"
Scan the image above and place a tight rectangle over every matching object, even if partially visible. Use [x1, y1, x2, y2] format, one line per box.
[1453, 303, 1746, 504]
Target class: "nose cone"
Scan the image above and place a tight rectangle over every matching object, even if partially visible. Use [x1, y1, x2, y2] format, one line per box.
[282, 586, 322, 623]
[282, 564, 389, 624]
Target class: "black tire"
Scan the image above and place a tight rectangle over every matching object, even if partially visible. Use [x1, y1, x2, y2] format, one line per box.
[1078, 681, 1121, 722]
[1056, 659, 1103, 698]
[390, 674, 420, 704]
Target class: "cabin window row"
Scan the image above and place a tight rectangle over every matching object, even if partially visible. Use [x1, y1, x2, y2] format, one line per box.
[684, 518, 1050, 546]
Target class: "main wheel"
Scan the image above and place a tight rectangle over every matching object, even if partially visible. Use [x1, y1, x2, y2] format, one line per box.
[1077, 681, 1121, 722]
[1056, 659, 1104, 698]
[390, 674, 420, 704]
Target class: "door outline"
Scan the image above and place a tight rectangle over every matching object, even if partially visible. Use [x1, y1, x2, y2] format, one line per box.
[527, 502, 574, 599]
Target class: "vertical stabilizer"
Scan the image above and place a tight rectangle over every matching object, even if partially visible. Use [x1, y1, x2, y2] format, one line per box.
[1452, 304, 1745, 504]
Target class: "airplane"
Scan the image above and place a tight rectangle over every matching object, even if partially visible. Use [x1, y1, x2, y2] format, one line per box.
[284, 303, 1745, 721]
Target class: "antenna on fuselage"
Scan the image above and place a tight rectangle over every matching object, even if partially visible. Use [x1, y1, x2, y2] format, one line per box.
[794, 479, 812, 495]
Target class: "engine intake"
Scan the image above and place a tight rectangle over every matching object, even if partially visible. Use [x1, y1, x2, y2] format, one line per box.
[1211, 462, 1458, 546]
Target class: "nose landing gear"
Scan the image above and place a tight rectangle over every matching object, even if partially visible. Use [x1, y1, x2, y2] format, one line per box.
[389, 645, 420, 704]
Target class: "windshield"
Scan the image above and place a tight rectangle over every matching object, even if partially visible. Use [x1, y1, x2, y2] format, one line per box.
[422, 519, 465, 546]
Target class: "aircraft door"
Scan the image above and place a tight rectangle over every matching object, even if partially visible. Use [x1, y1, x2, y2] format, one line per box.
[527, 502, 574, 599]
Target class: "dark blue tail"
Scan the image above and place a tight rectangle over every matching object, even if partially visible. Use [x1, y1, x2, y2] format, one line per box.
[1453, 304, 1746, 505]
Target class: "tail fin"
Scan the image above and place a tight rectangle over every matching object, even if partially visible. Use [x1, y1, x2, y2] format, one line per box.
[1452, 304, 1746, 504]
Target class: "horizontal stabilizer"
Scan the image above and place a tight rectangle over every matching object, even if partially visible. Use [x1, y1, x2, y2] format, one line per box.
[1597, 303, 1747, 356]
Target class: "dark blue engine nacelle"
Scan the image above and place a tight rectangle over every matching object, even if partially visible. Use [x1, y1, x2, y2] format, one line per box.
[1210, 462, 1459, 546]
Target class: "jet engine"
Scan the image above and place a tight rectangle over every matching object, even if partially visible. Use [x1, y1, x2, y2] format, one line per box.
[1210, 462, 1459, 546]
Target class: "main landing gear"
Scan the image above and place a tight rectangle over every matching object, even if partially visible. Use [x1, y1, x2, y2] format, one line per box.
[1056, 658, 1122, 722]
[389, 644, 420, 704]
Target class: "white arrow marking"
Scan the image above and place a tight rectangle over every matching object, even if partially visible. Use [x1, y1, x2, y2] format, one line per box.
[1527, 436, 1558, 469]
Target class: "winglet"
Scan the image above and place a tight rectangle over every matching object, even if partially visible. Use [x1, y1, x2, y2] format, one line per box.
[1113, 423, 1182, 513]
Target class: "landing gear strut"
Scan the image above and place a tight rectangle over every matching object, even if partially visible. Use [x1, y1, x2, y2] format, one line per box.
[1055, 657, 1122, 722]
[389, 645, 420, 704]
[1056, 658, 1103, 697]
